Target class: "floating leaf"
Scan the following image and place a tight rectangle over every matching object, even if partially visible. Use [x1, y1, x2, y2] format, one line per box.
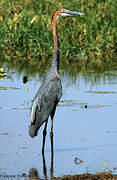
[22, 147, 27, 149]
[98, 168, 103, 170]
[0, 72, 8, 76]
[25, 87, 28, 91]
[12, 107, 30, 110]
[0, 87, 8, 90]
[96, 105, 104, 108]
[86, 91, 116, 94]
[60, 100, 76, 103]
[72, 138, 77, 142]
[0, 68, 8, 77]
[0, 67, 4, 72]
[82, 104, 110, 109]
[0, 77, 4, 80]
[0, 168, 6, 170]
[57, 104, 73, 107]
[0, 86, 20, 90]
[9, 87, 20, 90]
[58, 100, 87, 107]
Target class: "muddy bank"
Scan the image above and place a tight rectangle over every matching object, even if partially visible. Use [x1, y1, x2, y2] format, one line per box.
[28, 172, 117, 180]
[54, 173, 117, 180]
[28, 168, 117, 180]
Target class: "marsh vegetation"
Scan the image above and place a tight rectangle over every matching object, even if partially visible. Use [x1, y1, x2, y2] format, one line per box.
[0, 0, 116, 67]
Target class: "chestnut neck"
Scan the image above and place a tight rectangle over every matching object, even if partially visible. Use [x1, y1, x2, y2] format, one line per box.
[51, 12, 60, 73]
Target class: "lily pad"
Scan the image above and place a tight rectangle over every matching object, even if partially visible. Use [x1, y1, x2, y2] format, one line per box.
[0, 167, 6, 171]
[0, 68, 9, 77]
[0, 87, 8, 90]
[0, 86, 20, 90]
[57, 104, 73, 107]
[25, 87, 28, 91]
[86, 91, 116, 94]
[12, 107, 30, 110]
[0, 72, 8, 76]
[58, 100, 87, 107]
[0, 67, 4, 72]
[83, 104, 110, 109]
[60, 100, 76, 103]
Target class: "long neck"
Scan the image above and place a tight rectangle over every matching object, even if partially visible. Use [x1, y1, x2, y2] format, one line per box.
[51, 16, 60, 73]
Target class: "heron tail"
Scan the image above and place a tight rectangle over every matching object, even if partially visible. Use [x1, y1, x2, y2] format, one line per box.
[29, 125, 37, 138]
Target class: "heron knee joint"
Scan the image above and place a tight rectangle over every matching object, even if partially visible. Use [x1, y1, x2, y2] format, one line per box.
[50, 131, 53, 137]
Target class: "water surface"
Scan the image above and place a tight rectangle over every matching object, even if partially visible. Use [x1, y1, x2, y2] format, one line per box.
[0, 65, 117, 179]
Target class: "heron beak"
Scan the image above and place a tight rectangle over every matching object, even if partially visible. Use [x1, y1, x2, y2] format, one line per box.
[61, 9, 84, 17]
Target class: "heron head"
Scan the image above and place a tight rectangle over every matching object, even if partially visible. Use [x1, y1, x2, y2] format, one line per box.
[52, 9, 84, 22]
[59, 8, 84, 17]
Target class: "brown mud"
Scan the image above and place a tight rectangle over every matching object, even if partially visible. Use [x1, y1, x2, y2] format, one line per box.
[54, 173, 117, 180]
[28, 173, 117, 180]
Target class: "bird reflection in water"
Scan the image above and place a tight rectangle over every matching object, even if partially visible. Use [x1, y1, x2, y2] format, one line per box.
[28, 136, 54, 180]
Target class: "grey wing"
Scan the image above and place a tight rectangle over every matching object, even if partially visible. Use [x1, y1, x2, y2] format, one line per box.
[29, 88, 48, 138]
[30, 95, 39, 124]
[30, 79, 62, 128]
[41, 79, 62, 115]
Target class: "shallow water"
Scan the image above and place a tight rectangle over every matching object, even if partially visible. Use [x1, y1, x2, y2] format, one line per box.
[0, 66, 117, 179]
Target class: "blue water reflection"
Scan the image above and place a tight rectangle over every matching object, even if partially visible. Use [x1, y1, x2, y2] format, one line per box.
[0, 70, 117, 178]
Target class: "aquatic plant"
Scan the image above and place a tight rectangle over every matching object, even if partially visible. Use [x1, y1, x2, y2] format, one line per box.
[0, 0, 116, 65]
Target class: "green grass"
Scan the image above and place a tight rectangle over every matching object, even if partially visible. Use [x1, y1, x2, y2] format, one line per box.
[0, 0, 117, 65]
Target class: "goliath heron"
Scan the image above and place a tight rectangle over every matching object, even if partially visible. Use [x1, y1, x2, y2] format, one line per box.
[29, 9, 84, 153]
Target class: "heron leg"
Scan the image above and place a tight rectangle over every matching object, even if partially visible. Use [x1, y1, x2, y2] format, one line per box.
[42, 151, 47, 179]
[42, 119, 48, 154]
[50, 118, 53, 137]
[50, 105, 56, 137]
[50, 117, 54, 179]
[50, 134, 54, 180]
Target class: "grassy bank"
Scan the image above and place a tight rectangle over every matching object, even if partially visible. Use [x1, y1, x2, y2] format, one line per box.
[0, 0, 117, 65]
